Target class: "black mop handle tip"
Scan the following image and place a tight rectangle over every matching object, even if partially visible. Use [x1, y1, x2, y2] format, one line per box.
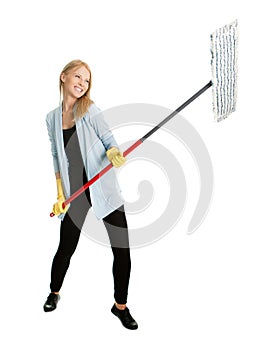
[141, 80, 212, 142]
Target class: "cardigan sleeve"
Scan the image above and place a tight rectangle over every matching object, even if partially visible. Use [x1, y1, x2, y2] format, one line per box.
[88, 104, 119, 150]
[46, 113, 60, 173]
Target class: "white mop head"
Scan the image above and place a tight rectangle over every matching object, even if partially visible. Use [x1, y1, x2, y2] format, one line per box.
[211, 20, 238, 122]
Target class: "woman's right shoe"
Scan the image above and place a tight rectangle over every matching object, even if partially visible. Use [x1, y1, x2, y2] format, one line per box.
[43, 293, 60, 312]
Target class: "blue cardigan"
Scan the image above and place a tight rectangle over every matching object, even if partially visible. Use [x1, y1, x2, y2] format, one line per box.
[46, 103, 124, 220]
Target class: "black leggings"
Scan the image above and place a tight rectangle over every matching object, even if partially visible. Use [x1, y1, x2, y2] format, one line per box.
[49, 188, 131, 304]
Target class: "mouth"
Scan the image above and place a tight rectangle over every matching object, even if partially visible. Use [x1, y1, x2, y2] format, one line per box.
[74, 86, 83, 93]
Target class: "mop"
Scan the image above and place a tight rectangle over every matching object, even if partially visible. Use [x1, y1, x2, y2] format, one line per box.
[50, 19, 238, 217]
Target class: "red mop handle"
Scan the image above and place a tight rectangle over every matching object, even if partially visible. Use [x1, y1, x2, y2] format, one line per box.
[49, 140, 142, 217]
[49, 81, 212, 217]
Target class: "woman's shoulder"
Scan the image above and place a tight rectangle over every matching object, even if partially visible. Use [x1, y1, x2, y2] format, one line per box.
[86, 102, 103, 125]
[46, 106, 61, 121]
[87, 102, 101, 116]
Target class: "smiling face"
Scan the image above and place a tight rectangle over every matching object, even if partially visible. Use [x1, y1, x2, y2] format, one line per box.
[60, 65, 91, 100]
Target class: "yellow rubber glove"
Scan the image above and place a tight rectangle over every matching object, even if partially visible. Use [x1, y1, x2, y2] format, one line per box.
[106, 147, 126, 168]
[52, 178, 69, 216]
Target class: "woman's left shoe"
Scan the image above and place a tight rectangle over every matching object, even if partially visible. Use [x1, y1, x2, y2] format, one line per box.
[111, 304, 138, 330]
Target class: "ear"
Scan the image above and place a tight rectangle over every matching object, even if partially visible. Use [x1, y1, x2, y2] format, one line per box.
[60, 73, 65, 83]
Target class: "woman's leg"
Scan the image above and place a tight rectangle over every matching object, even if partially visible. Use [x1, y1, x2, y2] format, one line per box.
[50, 212, 82, 292]
[50, 189, 92, 292]
[102, 205, 131, 305]
[104, 207, 138, 329]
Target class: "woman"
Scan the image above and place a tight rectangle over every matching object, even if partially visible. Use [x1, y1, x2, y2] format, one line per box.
[43, 59, 138, 330]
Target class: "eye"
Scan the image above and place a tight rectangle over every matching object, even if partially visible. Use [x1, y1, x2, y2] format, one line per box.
[75, 74, 80, 78]
[85, 80, 90, 84]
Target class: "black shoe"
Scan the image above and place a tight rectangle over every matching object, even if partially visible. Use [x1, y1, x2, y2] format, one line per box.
[111, 304, 138, 330]
[43, 293, 60, 312]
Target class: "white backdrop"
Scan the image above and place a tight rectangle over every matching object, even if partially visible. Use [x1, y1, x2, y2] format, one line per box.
[1, 0, 276, 349]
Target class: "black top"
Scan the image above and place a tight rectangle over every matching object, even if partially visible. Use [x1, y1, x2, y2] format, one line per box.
[63, 125, 88, 194]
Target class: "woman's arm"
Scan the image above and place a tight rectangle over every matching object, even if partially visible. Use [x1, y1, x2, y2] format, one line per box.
[46, 114, 60, 173]
[88, 105, 119, 151]
[52, 172, 69, 215]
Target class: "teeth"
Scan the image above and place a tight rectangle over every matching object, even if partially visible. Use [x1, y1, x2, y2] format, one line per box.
[75, 87, 82, 92]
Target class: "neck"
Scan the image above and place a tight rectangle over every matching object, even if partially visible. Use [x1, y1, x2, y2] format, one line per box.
[62, 94, 77, 113]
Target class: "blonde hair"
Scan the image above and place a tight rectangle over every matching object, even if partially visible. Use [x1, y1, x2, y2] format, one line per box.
[59, 59, 93, 119]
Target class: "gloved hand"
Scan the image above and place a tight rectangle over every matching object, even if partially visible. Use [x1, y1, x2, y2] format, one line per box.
[106, 147, 126, 168]
[52, 178, 69, 216]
